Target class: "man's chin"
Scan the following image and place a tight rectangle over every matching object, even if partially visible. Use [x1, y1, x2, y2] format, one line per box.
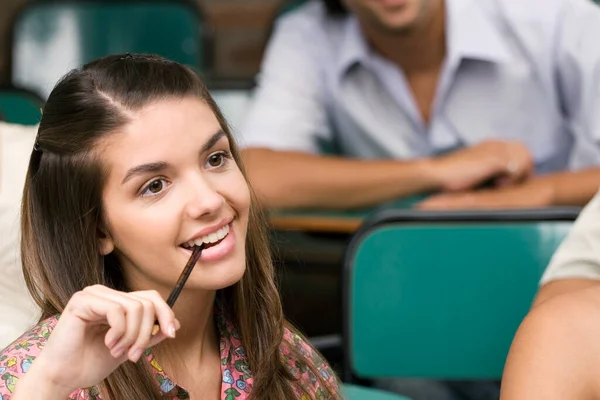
[376, 18, 420, 35]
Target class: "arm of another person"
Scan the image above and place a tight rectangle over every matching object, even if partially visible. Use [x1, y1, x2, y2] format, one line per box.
[549, 0, 600, 206]
[534, 187, 600, 307]
[243, 149, 441, 209]
[416, 167, 600, 210]
[238, 9, 529, 210]
[419, 0, 600, 211]
[501, 289, 600, 400]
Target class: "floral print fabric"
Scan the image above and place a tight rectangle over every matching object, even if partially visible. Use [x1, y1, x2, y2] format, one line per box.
[0, 311, 337, 399]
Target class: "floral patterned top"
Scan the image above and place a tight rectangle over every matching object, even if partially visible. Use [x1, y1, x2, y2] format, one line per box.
[0, 310, 338, 399]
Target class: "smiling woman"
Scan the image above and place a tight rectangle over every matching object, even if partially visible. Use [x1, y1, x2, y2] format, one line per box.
[0, 54, 341, 400]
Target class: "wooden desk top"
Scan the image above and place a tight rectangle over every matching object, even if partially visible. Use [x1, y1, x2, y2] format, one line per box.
[269, 212, 364, 234]
[268, 197, 423, 234]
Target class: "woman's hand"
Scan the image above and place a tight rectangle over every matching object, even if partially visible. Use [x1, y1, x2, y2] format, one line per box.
[13, 285, 179, 398]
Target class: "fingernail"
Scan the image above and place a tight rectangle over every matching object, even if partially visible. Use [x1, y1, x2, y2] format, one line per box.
[174, 319, 181, 330]
[112, 346, 124, 358]
[168, 323, 176, 338]
[130, 348, 143, 362]
[106, 337, 117, 349]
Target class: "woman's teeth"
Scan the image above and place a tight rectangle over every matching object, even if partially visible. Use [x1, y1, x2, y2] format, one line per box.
[182, 224, 230, 248]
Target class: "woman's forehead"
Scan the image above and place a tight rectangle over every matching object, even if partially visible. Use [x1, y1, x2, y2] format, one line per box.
[99, 98, 225, 175]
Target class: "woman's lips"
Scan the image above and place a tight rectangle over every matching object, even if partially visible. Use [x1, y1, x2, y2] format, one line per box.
[180, 223, 236, 262]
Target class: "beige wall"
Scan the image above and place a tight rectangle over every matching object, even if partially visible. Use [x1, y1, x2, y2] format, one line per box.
[0, 0, 285, 85]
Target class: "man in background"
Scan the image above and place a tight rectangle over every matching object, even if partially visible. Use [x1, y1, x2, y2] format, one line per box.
[240, 0, 600, 211]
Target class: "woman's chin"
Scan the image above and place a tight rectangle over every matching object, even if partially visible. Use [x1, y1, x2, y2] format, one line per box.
[179, 260, 246, 292]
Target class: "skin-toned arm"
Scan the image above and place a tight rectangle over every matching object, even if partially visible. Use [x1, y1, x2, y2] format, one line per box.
[418, 167, 600, 210]
[242, 140, 531, 210]
[501, 287, 600, 400]
[533, 278, 600, 307]
[544, 169, 600, 207]
[242, 149, 438, 209]
[12, 367, 74, 400]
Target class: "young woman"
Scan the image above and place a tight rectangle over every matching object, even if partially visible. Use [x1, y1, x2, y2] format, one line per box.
[0, 53, 340, 399]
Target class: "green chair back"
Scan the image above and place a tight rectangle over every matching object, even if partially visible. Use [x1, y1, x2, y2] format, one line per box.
[11, 1, 205, 99]
[343, 208, 579, 381]
[279, 0, 309, 16]
[0, 87, 43, 126]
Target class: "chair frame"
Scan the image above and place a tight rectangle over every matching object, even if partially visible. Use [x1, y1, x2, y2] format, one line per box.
[342, 207, 582, 383]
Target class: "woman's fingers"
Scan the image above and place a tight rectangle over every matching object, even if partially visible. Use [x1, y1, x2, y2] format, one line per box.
[126, 295, 157, 362]
[132, 290, 178, 339]
[83, 286, 175, 359]
[103, 301, 128, 352]
[66, 290, 128, 356]
[84, 286, 144, 359]
[148, 330, 170, 348]
[67, 285, 178, 361]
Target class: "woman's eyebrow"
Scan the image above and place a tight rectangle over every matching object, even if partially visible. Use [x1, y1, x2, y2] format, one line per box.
[120, 130, 225, 185]
[121, 162, 168, 185]
[202, 129, 226, 153]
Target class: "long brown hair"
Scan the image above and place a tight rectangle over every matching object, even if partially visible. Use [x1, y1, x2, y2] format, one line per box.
[21, 54, 340, 399]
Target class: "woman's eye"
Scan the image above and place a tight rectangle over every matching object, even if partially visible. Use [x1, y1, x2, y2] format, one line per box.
[141, 178, 168, 197]
[206, 151, 230, 169]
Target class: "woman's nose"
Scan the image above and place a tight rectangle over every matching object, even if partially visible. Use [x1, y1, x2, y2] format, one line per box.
[183, 175, 224, 219]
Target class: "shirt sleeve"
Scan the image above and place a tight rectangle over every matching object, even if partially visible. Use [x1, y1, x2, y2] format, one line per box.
[0, 319, 53, 398]
[0, 317, 98, 400]
[540, 188, 600, 284]
[554, 0, 600, 169]
[237, 7, 332, 154]
[280, 327, 340, 399]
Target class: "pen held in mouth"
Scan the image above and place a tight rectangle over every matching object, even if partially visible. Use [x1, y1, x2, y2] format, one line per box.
[166, 245, 204, 307]
[151, 245, 204, 336]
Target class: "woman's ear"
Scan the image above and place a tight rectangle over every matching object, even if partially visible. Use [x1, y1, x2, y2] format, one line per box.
[98, 225, 115, 256]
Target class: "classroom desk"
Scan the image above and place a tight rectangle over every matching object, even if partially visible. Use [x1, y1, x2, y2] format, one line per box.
[268, 197, 424, 234]
[269, 209, 367, 233]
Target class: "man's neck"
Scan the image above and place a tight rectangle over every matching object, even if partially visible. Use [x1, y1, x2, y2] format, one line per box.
[361, 3, 446, 73]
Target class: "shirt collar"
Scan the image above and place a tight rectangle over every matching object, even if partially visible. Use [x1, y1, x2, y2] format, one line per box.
[336, 15, 372, 76]
[336, 0, 511, 77]
[445, 0, 510, 63]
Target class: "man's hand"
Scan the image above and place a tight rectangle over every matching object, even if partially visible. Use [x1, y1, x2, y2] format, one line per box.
[417, 178, 554, 210]
[429, 140, 534, 192]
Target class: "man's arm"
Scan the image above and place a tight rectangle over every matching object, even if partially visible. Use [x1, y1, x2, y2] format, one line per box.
[242, 149, 436, 209]
[420, 0, 600, 211]
[417, 167, 600, 210]
[243, 141, 531, 210]
[540, 168, 600, 206]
